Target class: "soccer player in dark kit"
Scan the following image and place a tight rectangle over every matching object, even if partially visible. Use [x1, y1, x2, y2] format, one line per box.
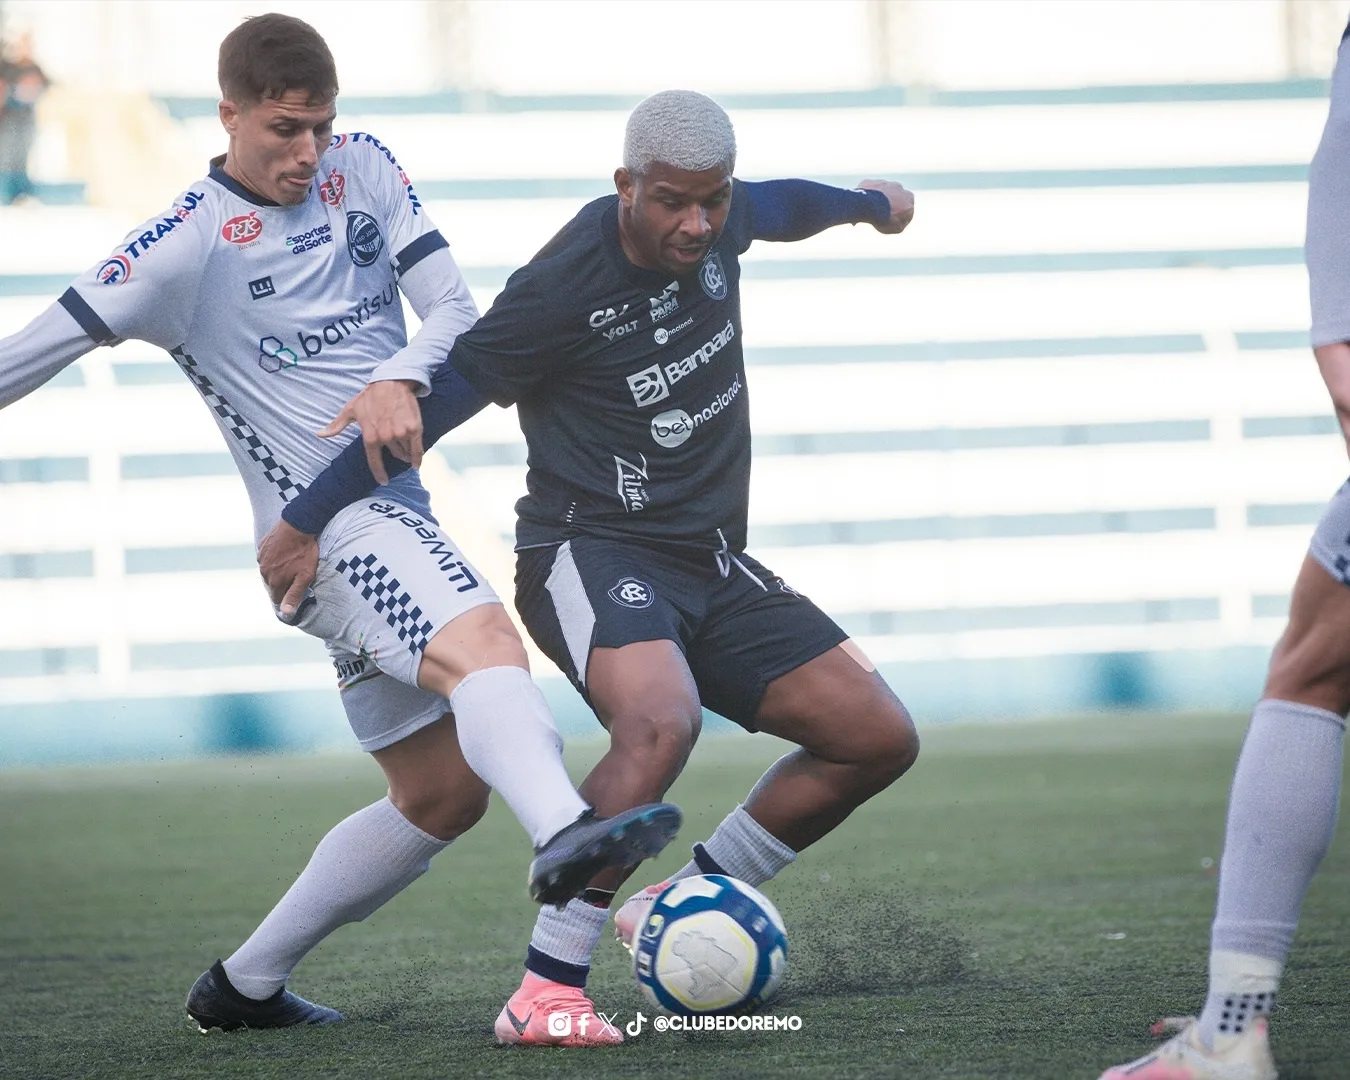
[259, 89, 919, 1045]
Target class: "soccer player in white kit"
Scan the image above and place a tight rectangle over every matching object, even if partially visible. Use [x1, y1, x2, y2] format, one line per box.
[1097, 26, 1350, 1080]
[0, 14, 679, 1031]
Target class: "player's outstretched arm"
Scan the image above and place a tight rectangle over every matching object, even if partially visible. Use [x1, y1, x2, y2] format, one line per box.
[260, 359, 489, 615]
[0, 299, 104, 409]
[742, 177, 914, 243]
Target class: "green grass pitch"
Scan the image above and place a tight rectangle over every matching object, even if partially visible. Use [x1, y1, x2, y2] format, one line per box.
[2, 713, 1348, 1079]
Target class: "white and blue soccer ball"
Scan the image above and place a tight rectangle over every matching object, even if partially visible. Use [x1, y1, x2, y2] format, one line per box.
[631, 874, 788, 1015]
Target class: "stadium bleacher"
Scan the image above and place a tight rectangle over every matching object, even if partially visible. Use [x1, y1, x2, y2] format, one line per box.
[0, 82, 1338, 761]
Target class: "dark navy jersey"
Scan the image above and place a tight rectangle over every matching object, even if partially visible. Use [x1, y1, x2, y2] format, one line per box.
[450, 179, 887, 553]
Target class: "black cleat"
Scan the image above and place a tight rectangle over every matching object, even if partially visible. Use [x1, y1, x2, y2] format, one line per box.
[528, 803, 683, 907]
[185, 960, 343, 1032]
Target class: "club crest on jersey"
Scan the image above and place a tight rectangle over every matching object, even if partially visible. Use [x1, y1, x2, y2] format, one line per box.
[97, 255, 131, 285]
[222, 211, 263, 246]
[608, 576, 655, 609]
[319, 170, 346, 208]
[699, 251, 728, 300]
[346, 210, 384, 267]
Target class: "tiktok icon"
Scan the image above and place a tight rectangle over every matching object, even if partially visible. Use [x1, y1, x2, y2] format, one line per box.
[626, 1011, 647, 1037]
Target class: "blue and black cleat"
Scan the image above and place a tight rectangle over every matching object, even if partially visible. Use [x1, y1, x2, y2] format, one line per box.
[185, 960, 342, 1032]
[528, 803, 682, 907]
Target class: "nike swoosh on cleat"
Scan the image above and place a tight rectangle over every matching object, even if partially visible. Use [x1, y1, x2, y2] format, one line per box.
[505, 1006, 531, 1035]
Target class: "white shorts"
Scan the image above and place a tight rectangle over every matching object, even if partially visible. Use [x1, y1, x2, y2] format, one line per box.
[293, 497, 499, 752]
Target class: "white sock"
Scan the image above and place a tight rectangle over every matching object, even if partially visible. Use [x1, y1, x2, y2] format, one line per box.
[524, 899, 611, 986]
[669, 804, 796, 887]
[222, 797, 448, 1000]
[448, 666, 589, 847]
[1197, 699, 1345, 1048]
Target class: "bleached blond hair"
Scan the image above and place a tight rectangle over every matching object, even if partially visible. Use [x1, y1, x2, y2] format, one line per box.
[623, 90, 736, 176]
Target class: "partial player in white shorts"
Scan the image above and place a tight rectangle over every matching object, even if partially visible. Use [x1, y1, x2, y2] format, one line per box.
[298, 497, 498, 752]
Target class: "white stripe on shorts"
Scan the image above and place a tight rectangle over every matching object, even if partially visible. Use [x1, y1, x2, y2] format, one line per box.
[545, 540, 597, 687]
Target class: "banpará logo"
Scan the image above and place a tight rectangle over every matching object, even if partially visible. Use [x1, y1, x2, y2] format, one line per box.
[661, 319, 735, 388]
[346, 210, 384, 267]
[222, 211, 263, 246]
[319, 170, 345, 207]
[608, 576, 655, 609]
[614, 454, 650, 513]
[627, 363, 671, 408]
[650, 374, 742, 447]
[699, 251, 728, 300]
[258, 336, 299, 374]
[97, 254, 131, 286]
[264, 283, 398, 362]
[285, 223, 333, 254]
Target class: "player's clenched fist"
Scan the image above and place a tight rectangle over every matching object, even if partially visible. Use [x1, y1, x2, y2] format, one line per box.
[857, 179, 914, 234]
[318, 378, 424, 484]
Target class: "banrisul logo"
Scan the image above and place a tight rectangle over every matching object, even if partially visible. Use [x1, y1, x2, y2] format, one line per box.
[346, 211, 384, 266]
[266, 284, 398, 364]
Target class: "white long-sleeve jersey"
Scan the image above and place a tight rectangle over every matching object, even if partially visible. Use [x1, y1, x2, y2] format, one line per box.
[0, 132, 479, 543]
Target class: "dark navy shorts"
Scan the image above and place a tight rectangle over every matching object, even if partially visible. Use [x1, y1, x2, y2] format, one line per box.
[514, 537, 848, 731]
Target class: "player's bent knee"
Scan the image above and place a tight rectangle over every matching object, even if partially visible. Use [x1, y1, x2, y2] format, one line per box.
[855, 700, 920, 784]
[390, 782, 490, 842]
[609, 707, 701, 765]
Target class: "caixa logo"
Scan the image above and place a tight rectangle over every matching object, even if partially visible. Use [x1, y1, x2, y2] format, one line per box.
[222, 211, 263, 246]
[608, 576, 655, 609]
[346, 211, 384, 267]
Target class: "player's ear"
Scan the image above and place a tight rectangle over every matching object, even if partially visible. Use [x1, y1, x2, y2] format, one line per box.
[218, 99, 240, 136]
[614, 167, 636, 208]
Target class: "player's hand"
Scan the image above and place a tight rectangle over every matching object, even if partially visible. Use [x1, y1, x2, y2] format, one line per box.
[858, 179, 915, 234]
[318, 378, 424, 485]
[258, 517, 319, 619]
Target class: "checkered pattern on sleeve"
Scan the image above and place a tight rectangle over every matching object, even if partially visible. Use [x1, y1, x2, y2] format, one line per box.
[171, 346, 305, 503]
[335, 553, 435, 654]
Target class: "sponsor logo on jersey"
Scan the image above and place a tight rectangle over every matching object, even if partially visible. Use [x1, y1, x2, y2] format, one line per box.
[589, 303, 630, 330]
[267, 283, 399, 363]
[648, 280, 680, 324]
[608, 576, 655, 609]
[285, 223, 334, 255]
[614, 454, 650, 513]
[365, 502, 480, 592]
[346, 210, 384, 267]
[603, 317, 640, 343]
[258, 336, 300, 374]
[319, 170, 346, 208]
[97, 254, 131, 286]
[249, 276, 276, 300]
[699, 251, 728, 300]
[650, 374, 742, 447]
[626, 363, 670, 408]
[654, 314, 694, 346]
[660, 319, 735, 388]
[222, 211, 263, 246]
[118, 191, 206, 263]
[336, 132, 423, 215]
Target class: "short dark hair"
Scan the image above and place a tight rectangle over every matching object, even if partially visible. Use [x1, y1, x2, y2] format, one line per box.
[218, 13, 338, 106]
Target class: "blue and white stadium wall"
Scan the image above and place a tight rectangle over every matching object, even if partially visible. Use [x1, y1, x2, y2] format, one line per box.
[0, 82, 1337, 764]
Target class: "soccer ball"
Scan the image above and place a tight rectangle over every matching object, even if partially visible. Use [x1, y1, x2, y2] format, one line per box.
[631, 874, 788, 1014]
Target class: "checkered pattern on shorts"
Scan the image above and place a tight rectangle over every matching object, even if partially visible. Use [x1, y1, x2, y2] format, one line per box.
[171, 346, 305, 503]
[335, 552, 435, 654]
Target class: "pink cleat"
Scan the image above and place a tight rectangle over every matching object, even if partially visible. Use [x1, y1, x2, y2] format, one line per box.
[613, 880, 670, 954]
[1097, 1016, 1276, 1080]
[493, 971, 623, 1047]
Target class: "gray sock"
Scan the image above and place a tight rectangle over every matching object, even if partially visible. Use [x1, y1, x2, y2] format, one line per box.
[223, 797, 449, 999]
[1197, 699, 1345, 1047]
[669, 804, 796, 887]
